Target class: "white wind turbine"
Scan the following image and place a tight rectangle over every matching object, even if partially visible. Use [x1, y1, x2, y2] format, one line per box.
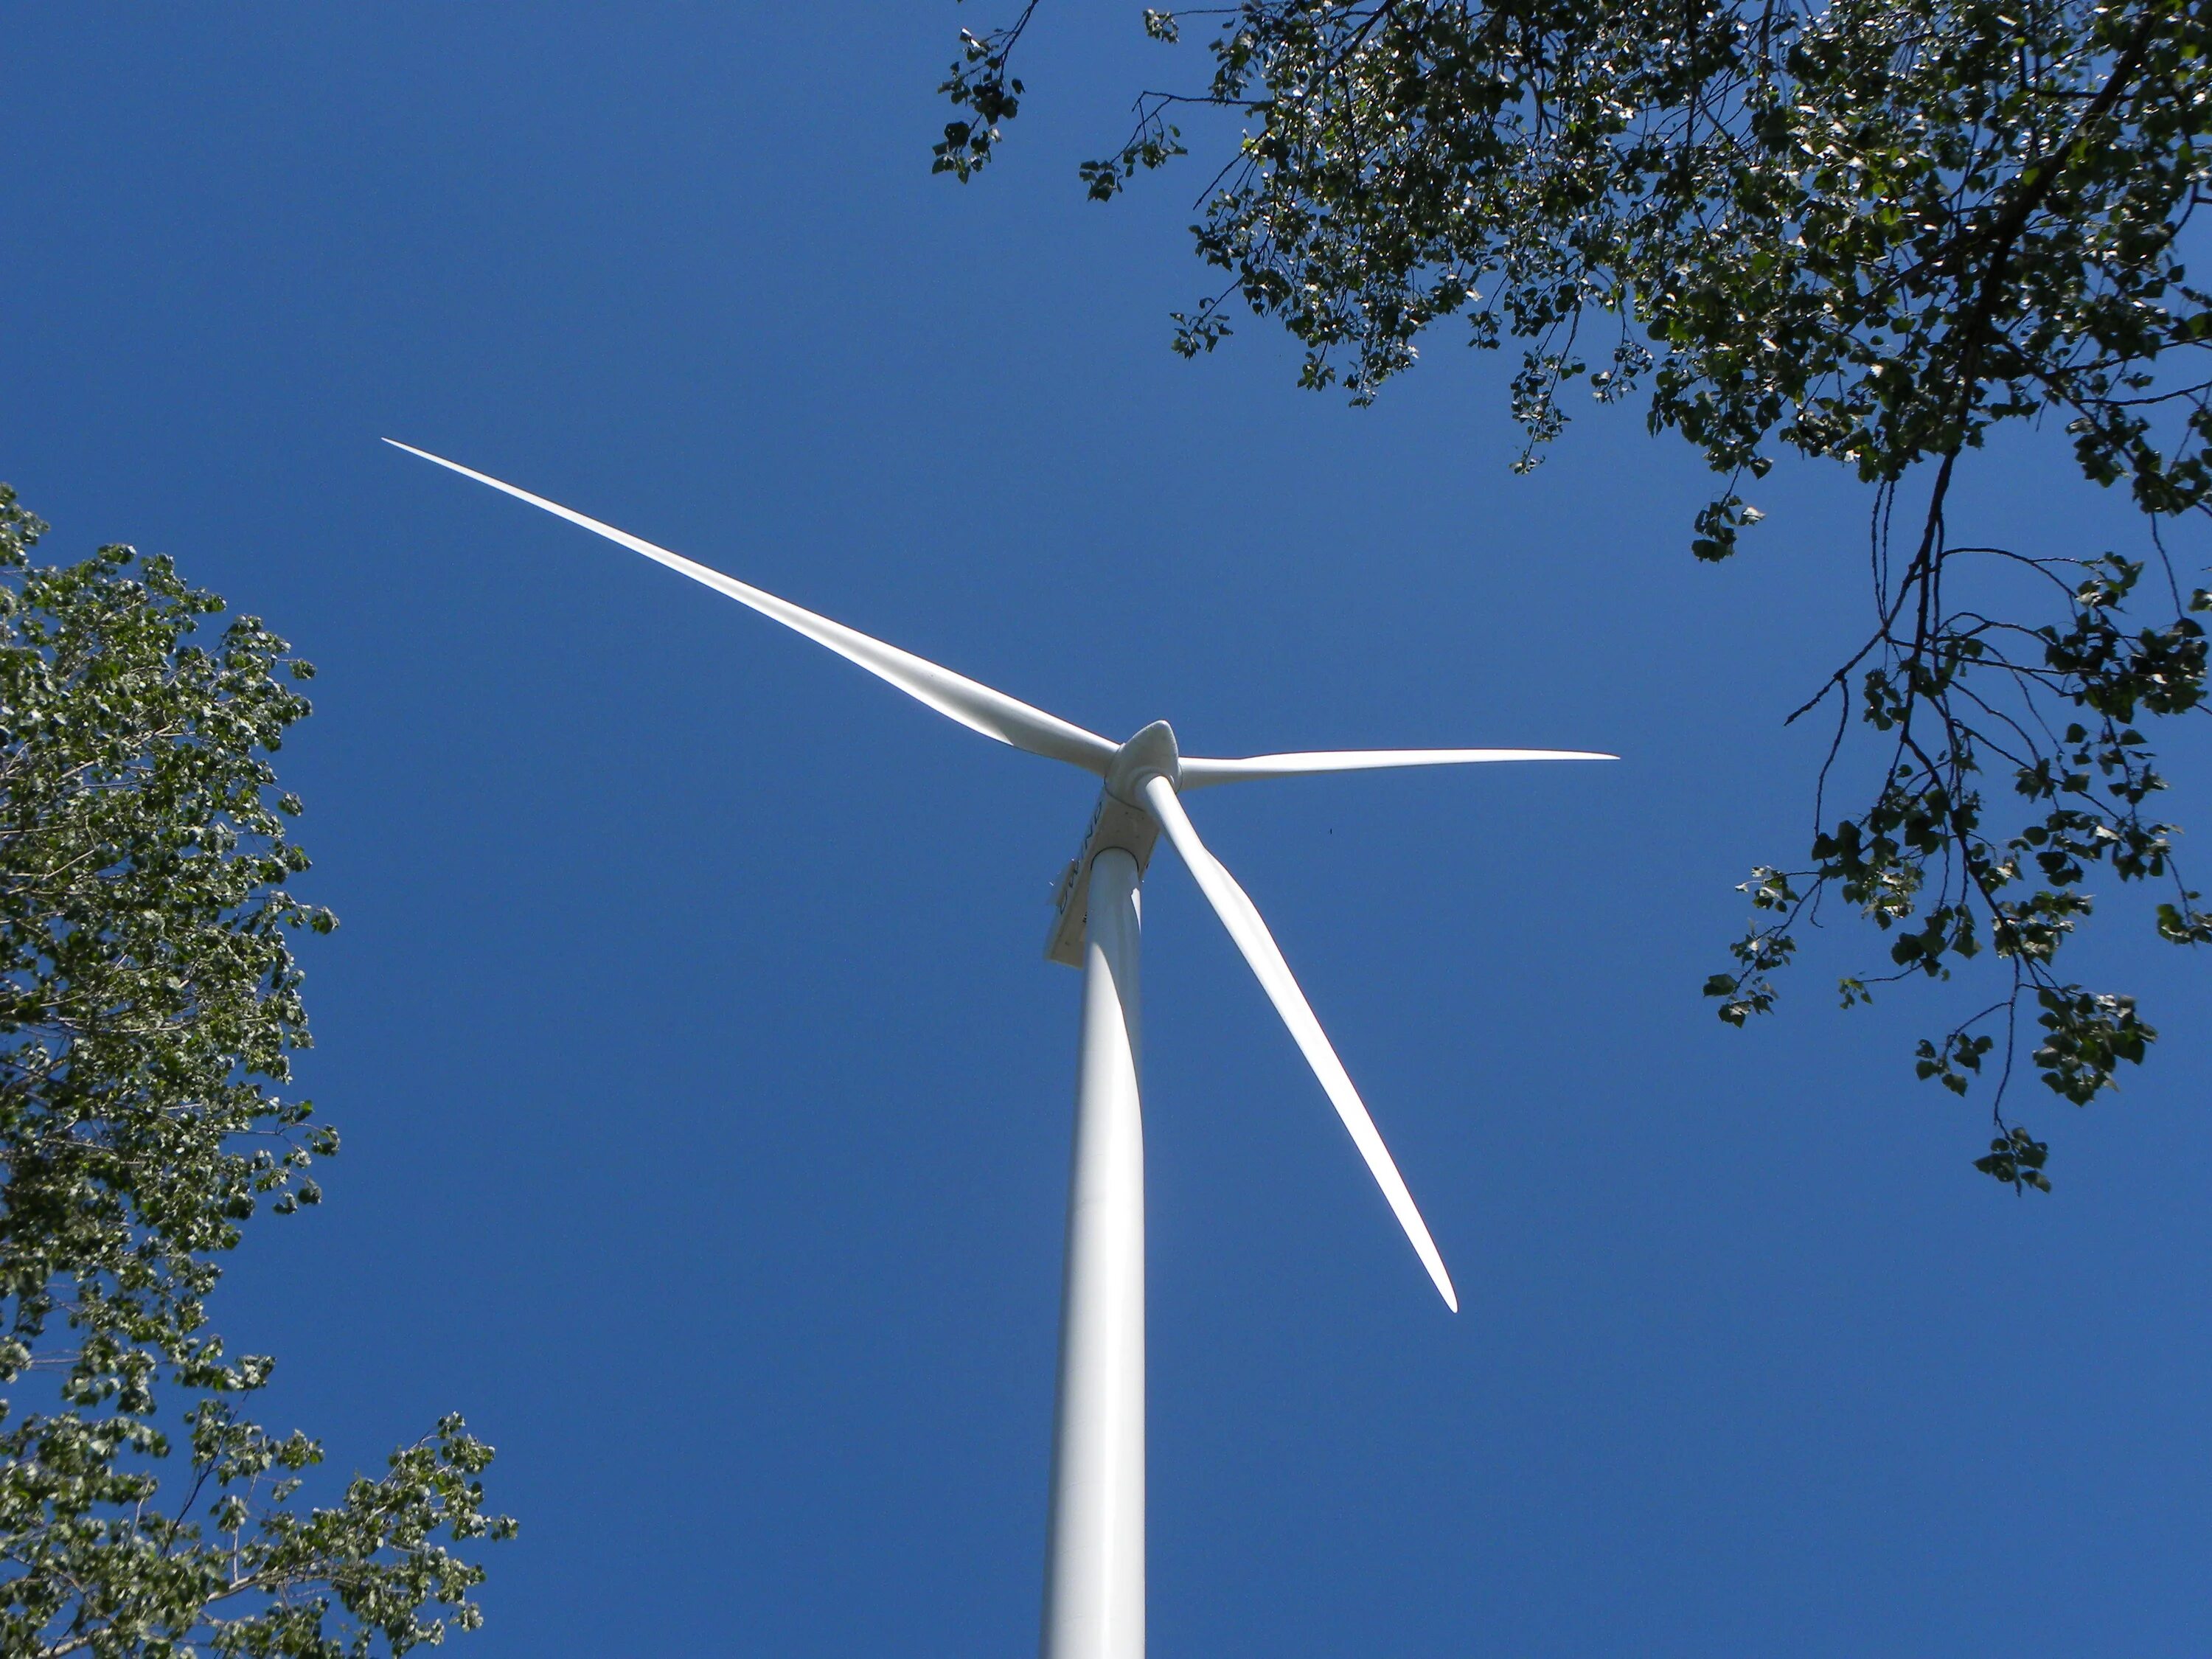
[390, 439, 1612, 1659]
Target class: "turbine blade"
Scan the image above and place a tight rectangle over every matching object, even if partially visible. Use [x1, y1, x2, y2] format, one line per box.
[1138, 773, 1458, 1312]
[385, 441, 1118, 775]
[1180, 748, 1615, 790]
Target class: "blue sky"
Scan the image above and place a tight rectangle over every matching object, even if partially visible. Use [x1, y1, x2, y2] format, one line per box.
[5, 7, 2208, 1655]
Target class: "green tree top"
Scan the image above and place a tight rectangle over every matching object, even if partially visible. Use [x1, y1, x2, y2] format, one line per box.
[0, 486, 512, 1658]
[935, 0, 2212, 1186]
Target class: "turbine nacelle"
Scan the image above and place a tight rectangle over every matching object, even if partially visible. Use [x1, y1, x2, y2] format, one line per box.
[1048, 721, 1182, 969]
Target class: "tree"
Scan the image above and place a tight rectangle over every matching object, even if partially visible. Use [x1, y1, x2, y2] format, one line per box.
[0, 485, 512, 1656]
[932, 0, 2212, 1187]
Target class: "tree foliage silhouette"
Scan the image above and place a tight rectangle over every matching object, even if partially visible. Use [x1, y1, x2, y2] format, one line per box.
[0, 488, 512, 1656]
[935, 0, 2212, 1184]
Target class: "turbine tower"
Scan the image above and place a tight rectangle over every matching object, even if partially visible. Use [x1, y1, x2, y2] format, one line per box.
[390, 441, 1611, 1659]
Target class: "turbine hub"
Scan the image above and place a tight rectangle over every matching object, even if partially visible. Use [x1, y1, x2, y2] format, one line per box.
[1105, 720, 1180, 804]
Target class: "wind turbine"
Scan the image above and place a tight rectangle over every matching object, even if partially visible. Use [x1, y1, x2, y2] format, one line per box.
[389, 439, 1612, 1659]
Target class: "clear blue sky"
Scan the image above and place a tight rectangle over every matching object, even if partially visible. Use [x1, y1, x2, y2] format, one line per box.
[5, 8, 2208, 1655]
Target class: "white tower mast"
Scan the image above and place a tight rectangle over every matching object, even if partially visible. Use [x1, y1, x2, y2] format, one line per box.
[1042, 843, 1145, 1659]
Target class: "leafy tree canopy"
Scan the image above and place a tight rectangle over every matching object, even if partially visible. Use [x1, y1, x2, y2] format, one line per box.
[934, 0, 2212, 1186]
[0, 487, 511, 1657]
